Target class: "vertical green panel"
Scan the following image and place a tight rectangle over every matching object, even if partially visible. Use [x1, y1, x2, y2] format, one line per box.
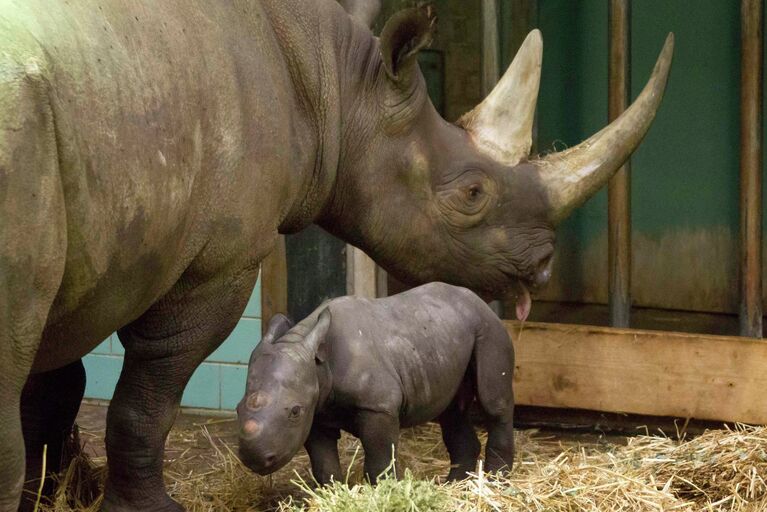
[286, 225, 347, 322]
[631, 1, 739, 234]
[419, 50, 446, 115]
[538, 0, 741, 238]
[537, 0, 608, 250]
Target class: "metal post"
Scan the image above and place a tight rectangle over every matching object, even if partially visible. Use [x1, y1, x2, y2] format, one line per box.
[481, 0, 505, 317]
[739, 0, 763, 338]
[607, 0, 632, 328]
[507, 0, 538, 152]
[481, 0, 500, 97]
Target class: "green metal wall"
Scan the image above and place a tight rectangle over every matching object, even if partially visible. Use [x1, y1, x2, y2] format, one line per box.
[532, 0, 763, 314]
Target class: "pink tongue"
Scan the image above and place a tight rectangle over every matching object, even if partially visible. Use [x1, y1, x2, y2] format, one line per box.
[515, 285, 532, 321]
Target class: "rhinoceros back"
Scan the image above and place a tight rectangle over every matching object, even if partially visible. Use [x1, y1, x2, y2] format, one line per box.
[0, 0, 304, 370]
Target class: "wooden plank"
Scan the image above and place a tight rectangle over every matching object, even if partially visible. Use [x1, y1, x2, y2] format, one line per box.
[260, 236, 288, 335]
[346, 246, 379, 299]
[507, 321, 767, 424]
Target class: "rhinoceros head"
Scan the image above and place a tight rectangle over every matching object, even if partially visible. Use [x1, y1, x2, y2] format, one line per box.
[237, 311, 331, 475]
[320, 6, 673, 319]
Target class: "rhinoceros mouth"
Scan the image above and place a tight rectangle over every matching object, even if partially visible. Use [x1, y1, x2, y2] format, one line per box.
[514, 282, 532, 322]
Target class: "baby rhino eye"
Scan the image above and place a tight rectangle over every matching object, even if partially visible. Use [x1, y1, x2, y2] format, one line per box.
[289, 405, 302, 419]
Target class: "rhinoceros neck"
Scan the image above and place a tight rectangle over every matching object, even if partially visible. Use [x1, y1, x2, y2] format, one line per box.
[260, 0, 355, 233]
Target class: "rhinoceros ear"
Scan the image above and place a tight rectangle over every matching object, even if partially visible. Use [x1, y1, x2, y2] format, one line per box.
[264, 314, 294, 345]
[305, 309, 332, 364]
[379, 4, 436, 83]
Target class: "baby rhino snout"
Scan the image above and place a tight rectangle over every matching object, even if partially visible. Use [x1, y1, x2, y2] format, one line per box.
[238, 419, 289, 475]
[238, 441, 282, 475]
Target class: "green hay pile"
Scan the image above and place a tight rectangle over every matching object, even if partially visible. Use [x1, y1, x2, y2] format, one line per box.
[37, 421, 767, 511]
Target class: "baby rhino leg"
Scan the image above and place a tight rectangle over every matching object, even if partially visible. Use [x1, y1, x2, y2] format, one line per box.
[305, 425, 342, 485]
[355, 412, 400, 484]
[474, 321, 516, 473]
[438, 382, 480, 481]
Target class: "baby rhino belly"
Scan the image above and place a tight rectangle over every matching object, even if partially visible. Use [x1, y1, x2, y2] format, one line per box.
[396, 344, 474, 427]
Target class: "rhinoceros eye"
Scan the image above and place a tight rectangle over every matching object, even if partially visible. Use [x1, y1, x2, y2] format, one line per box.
[465, 184, 483, 202]
[289, 405, 302, 419]
[436, 170, 495, 227]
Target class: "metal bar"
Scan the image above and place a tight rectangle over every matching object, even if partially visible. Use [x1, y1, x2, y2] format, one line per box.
[607, 0, 632, 328]
[739, 0, 763, 338]
[507, 0, 538, 152]
[482, 0, 504, 317]
[481, 0, 500, 96]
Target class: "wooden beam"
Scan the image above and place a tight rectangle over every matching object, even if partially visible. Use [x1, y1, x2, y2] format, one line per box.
[260, 236, 288, 335]
[607, 0, 632, 328]
[508, 321, 767, 424]
[346, 246, 382, 298]
[739, 0, 763, 338]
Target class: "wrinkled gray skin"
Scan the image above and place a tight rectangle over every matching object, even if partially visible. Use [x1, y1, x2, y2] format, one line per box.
[0, 0, 652, 509]
[238, 283, 515, 484]
[339, 0, 381, 27]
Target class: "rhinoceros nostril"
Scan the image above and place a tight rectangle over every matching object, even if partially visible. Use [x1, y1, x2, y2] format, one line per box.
[264, 454, 277, 466]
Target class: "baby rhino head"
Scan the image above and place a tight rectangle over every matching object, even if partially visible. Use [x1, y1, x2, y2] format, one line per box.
[237, 310, 332, 475]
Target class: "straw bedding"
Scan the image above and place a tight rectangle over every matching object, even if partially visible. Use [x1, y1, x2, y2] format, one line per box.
[36, 420, 767, 511]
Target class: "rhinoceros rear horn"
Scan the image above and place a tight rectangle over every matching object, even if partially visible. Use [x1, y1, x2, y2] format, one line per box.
[458, 29, 543, 168]
[537, 33, 674, 224]
[380, 5, 436, 83]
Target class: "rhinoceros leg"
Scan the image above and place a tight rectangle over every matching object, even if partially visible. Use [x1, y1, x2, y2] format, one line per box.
[100, 265, 260, 512]
[438, 382, 481, 481]
[354, 412, 400, 484]
[19, 360, 86, 511]
[0, 67, 67, 511]
[473, 321, 516, 474]
[305, 424, 342, 485]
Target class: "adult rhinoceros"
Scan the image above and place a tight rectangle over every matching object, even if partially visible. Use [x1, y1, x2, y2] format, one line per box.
[0, 0, 672, 510]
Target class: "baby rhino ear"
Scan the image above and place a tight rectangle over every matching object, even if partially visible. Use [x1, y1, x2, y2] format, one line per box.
[264, 314, 294, 344]
[305, 309, 332, 364]
[249, 314, 294, 365]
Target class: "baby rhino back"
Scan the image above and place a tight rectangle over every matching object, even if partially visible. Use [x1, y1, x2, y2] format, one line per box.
[325, 283, 490, 425]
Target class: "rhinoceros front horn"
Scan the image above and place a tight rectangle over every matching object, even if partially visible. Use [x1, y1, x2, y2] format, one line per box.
[538, 34, 674, 224]
[460, 31, 675, 226]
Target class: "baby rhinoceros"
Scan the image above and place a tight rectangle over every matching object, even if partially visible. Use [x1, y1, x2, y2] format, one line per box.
[237, 282, 515, 484]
